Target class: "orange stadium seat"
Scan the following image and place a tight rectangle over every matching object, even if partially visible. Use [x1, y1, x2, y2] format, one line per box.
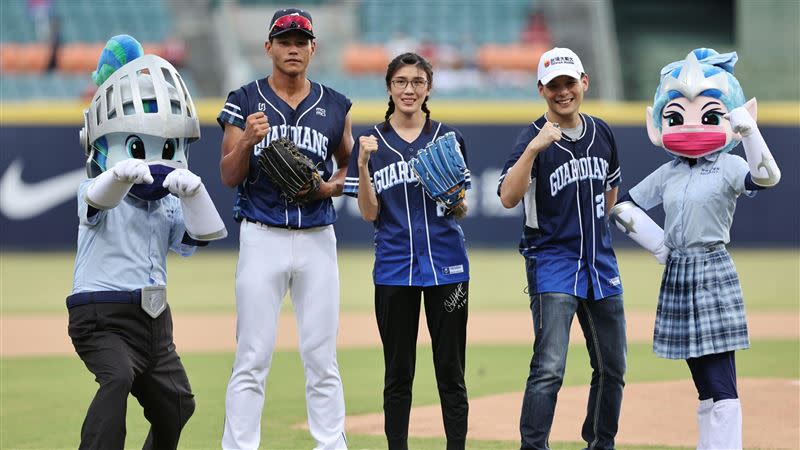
[57, 43, 98, 73]
[56, 43, 172, 74]
[476, 44, 548, 72]
[2, 43, 52, 73]
[343, 44, 390, 74]
[0, 44, 24, 73]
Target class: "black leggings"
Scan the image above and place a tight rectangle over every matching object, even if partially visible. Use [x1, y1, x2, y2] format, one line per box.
[686, 351, 738, 401]
[375, 282, 469, 450]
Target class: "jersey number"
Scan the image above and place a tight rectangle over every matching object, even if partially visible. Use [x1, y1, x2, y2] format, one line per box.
[595, 193, 605, 219]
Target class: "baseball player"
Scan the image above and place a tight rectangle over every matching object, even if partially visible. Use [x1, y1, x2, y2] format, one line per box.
[610, 48, 781, 449]
[343, 52, 471, 450]
[68, 35, 226, 450]
[217, 8, 353, 450]
[498, 47, 626, 450]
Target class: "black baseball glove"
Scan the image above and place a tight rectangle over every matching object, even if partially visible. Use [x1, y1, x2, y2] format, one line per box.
[257, 137, 321, 204]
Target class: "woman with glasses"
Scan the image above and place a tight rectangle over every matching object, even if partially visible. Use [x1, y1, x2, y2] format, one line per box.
[343, 52, 471, 450]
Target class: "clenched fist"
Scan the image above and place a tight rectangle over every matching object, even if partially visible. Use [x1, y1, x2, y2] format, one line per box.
[111, 159, 153, 185]
[724, 105, 757, 138]
[358, 135, 379, 167]
[243, 112, 270, 147]
[163, 169, 202, 197]
[527, 121, 562, 154]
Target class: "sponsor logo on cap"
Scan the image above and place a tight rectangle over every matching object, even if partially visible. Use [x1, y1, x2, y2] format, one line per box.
[548, 56, 575, 66]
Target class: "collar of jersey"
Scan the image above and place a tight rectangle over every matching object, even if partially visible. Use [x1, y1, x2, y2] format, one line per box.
[672, 151, 722, 167]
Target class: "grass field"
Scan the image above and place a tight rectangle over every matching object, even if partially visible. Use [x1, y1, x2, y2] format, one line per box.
[2, 248, 799, 314]
[3, 341, 798, 449]
[1, 249, 798, 449]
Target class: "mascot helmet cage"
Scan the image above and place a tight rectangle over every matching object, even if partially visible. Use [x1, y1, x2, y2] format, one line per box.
[79, 54, 200, 161]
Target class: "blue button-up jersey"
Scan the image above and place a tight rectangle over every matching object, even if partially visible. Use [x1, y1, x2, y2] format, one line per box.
[344, 120, 471, 287]
[498, 114, 623, 300]
[217, 78, 351, 229]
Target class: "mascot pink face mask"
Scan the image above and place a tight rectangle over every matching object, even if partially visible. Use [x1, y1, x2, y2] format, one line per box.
[647, 95, 734, 159]
[662, 126, 727, 158]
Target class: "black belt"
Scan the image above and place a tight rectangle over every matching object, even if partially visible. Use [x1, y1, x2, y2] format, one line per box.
[66, 290, 141, 309]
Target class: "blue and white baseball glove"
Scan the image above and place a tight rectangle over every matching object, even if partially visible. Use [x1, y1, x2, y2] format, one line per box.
[409, 131, 466, 209]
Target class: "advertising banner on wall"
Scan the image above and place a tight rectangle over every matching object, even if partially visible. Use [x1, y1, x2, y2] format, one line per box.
[1, 123, 797, 249]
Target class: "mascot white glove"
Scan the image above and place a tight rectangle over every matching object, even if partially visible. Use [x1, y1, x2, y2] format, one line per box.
[162, 168, 202, 197]
[610, 201, 670, 265]
[725, 99, 781, 187]
[86, 159, 153, 209]
[162, 169, 227, 241]
[726, 106, 757, 138]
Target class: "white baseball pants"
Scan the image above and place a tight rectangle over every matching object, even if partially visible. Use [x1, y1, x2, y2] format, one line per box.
[223, 221, 347, 450]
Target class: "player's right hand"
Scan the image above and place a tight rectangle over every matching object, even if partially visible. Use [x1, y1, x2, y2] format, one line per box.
[358, 135, 379, 167]
[527, 121, 562, 153]
[243, 112, 270, 147]
[111, 159, 153, 184]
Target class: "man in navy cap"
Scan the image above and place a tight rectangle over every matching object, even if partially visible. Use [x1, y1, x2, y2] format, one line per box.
[218, 7, 354, 450]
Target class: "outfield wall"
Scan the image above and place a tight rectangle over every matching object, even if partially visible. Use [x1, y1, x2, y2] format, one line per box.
[1, 101, 797, 249]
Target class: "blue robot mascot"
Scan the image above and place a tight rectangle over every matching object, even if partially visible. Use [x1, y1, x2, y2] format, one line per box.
[67, 35, 227, 450]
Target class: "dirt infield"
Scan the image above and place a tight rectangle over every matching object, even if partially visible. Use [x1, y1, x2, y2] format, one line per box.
[3, 311, 798, 447]
[2, 310, 798, 356]
[344, 378, 800, 449]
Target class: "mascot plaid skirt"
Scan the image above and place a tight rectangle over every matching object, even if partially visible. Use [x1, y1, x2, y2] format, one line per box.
[654, 244, 750, 359]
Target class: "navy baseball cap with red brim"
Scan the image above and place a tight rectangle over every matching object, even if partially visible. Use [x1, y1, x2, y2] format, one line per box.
[268, 8, 315, 39]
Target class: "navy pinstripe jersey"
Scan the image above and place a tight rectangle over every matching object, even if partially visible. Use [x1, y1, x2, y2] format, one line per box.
[343, 120, 471, 287]
[217, 77, 351, 228]
[498, 114, 623, 300]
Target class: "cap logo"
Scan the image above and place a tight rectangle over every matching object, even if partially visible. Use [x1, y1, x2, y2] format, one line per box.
[548, 56, 575, 66]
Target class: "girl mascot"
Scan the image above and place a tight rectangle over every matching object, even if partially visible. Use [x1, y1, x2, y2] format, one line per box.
[67, 35, 226, 449]
[609, 48, 781, 449]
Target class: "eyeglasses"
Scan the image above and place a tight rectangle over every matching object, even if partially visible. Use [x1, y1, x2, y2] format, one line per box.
[391, 79, 429, 90]
[270, 14, 313, 36]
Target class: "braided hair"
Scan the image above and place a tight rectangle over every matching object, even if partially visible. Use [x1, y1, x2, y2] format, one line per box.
[383, 52, 433, 132]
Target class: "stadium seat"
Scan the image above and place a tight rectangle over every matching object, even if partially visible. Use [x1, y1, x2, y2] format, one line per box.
[476, 44, 548, 72]
[10, 43, 51, 73]
[343, 44, 390, 75]
[0, 44, 23, 73]
[55, 43, 172, 75]
[57, 43, 103, 73]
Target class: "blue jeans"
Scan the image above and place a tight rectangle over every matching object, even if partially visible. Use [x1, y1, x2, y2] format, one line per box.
[520, 272, 627, 449]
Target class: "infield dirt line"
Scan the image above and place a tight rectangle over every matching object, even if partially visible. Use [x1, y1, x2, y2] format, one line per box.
[341, 377, 800, 449]
[1, 311, 798, 357]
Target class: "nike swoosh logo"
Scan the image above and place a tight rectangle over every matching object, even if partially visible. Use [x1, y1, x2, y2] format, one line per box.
[0, 159, 86, 220]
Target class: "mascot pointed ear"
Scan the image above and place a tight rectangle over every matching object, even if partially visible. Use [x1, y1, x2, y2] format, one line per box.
[645, 106, 662, 146]
[744, 97, 758, 122]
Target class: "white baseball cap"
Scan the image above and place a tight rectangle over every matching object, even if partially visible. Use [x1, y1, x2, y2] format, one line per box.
[537, 47, 585, 85]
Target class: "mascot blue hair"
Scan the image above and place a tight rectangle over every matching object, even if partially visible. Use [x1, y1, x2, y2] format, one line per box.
[646, 48, 752, 158]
